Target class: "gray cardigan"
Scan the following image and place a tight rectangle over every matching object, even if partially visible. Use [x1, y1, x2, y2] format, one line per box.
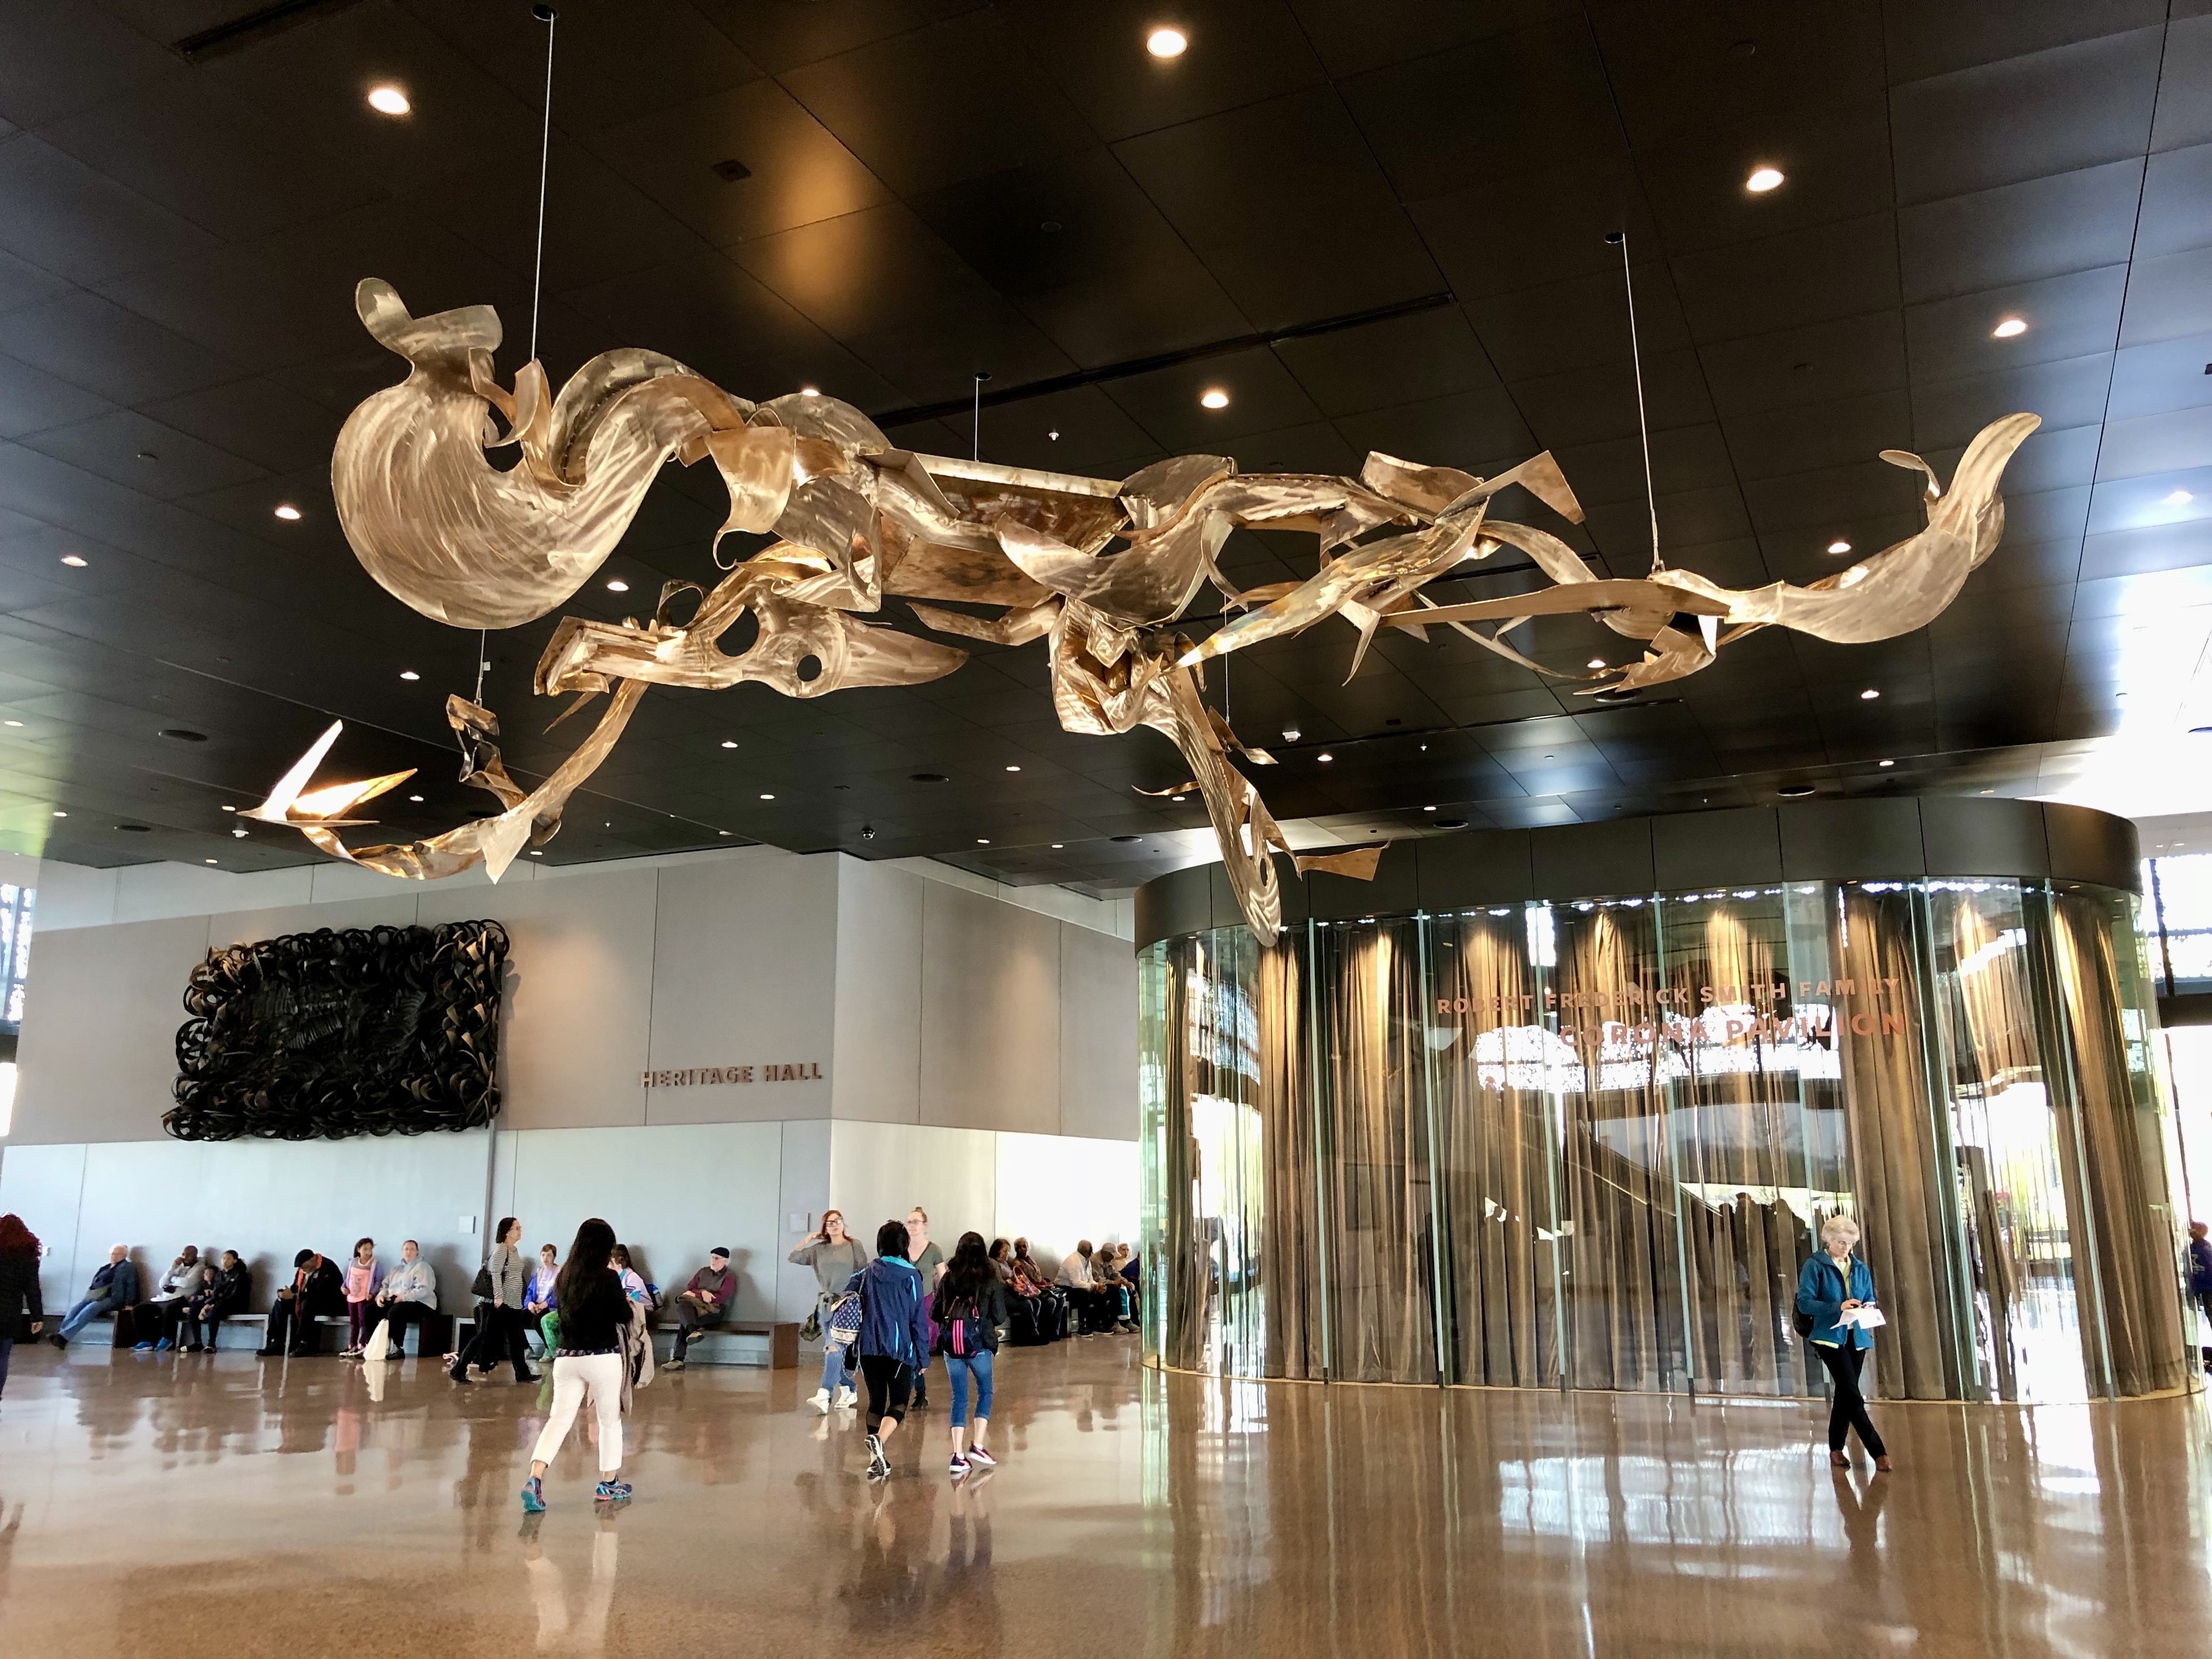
[787, 1237, 870, 1298]
[486, 1242, 528, 1307]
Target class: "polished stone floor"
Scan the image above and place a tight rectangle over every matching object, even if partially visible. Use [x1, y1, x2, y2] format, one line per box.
[0, 1335, 2207, 1657]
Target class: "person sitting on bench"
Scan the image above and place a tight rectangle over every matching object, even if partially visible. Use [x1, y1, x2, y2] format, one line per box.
[1057, 1240, 1119, 1333]
[666, 1247, 736, 1369]
[134, 1245, 207, 1350]
[363, 1240, 437, 1359]
[259, 1249, 344, 1357]
[52, 1245, 137, 1347]
[182, 1251, 251, 1351]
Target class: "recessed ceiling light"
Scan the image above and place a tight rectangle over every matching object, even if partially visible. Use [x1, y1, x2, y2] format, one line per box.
[1860, 688, 1880, 700]
[1282, 726, 1301, 742]
[529, 850, 542, 856]
[1199, 388, 1229, 409]
[976, 837, 991, 844]
[1423, 805, 1437, 812]
[367, 85, 410, 116]
[1746, 165, 1784, 193]
[719, 830, 731, 836]
[799, 386, 820, 397]
[400, 670, 420, 680]
[759, 792, 776, 800]
[1147, 26, 1187, 57]
[1993, 317, 2028, 338]
[1778, 785, 1815, 799]
[231, 826, 247, 839]
[1980, 788, 1994, 794]
[606, 579, 629, 592]
[1051, 842, 1064, 848]
[1878, 759, 1894, 768]
[60, 554, 87, 567]
[1437, 819, 1468, 830]
[1004, 764, 1021, 772]
[1827, 539, 1852, 554]
[1171, 793, 1186, 802]
[1317, 752, 1334, 761]
[408, 794, 423, 802]
[720, 740, 737, 749]
[52, 810, 67, 817]
[273, 504, 302, 521]
[1586, 658, 1606, 669]
[2, 720, 20, 727]
[2163, 489, 2194, 505]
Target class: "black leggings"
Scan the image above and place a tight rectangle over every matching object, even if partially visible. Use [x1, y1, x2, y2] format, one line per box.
[1816, 1342, 1886, 1457]
[860, 1354, 912, 1434]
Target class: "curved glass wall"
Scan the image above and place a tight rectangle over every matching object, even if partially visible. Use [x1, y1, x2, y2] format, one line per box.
[1139, 877, 2194, 1403]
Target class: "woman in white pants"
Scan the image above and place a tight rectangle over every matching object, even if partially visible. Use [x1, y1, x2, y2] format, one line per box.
[522, 1218, 635, 1510]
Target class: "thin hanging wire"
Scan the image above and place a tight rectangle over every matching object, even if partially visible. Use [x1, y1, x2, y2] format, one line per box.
[527, 5, 558, 364]
[471, 4, 558, 727]
[972, 371, 989, 461]
[1610, 230, 1662, 574]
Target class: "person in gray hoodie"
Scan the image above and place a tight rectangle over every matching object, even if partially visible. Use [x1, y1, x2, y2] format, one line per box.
[362, 1239, 438, 1359]
[789, 1210, 868, 1411]
[53, 1245, 137, 1346]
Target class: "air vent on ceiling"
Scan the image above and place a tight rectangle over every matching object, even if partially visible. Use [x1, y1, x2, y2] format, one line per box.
[712, 159, 752, 182]
[159, 729, 209, 743]
[173, 0, 366, 64]
[909, 772, 949, 783]
[115, 823, 154, 833]
[1778, 785, 1816, 799]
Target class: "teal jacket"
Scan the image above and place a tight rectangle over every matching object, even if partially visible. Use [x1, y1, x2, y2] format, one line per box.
[1796, 1251, 1877, 1348]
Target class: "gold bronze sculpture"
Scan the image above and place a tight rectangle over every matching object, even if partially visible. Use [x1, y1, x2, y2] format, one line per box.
[255, 279, 2039, 942]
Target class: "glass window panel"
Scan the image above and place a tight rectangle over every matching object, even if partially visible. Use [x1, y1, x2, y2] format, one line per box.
[1424, 908, 1561, 1388]
[1313, 919, 1436, 1383]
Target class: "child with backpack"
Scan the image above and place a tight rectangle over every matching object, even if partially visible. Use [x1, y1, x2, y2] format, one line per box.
[931, 1232, 1009, 1477]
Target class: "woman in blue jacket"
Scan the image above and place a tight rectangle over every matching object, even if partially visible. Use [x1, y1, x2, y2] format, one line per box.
[1796, 1214, 1892, 1471]
[849, 1219, 934, 1482]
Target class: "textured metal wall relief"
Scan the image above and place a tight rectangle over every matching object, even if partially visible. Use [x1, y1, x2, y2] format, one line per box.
[259, 278, 2041, 944]
[167, 921, 507, 1142]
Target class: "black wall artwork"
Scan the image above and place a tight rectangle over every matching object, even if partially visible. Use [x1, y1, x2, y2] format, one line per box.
[167, 921, 508, 1141]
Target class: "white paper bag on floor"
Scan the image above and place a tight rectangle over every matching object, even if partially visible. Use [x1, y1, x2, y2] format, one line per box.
[363, 1318, 391, 1364]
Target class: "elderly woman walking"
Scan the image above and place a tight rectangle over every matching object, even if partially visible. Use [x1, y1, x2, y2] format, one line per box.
[1796, 1214, 1893, 1472]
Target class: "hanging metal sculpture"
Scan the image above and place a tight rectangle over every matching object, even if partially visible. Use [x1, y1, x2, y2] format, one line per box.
[252, 278, 2039, 945]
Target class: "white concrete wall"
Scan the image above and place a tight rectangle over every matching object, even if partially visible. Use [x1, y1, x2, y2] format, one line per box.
[0, 843, 1138, 1322]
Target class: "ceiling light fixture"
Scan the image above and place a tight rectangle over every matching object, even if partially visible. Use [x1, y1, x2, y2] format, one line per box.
[1993, 317, 2028, 338]
[2, 720, 21, 728]
[759, 792, 775, 800]
[977, 837, 991, 845]
[204, 858, 217, 865]
[1051, 842, 1064, 849]
[1199, 388, 1229, 409]
[800, 386, 820, 397]
[399, 670, 420, 680]
[51, 809, 66, 817]
[606, 578, 629, 592]
[274, 504, 302, 521]
[60, 554, 87, 567]
[366, 85, 411, 116]
[1778, 785, 1814, 799]
[1859, 688, 1880, 699]
[529, 849, 542, 856]
[408, 794, 423, 802]
[232, 826, 247, 838]
[1317, 752, 1334, 761]
[1147, 26, 1187, 57]
[2164, 489, 2194, 505]
[1423, 805, 1437, 812]
[1879, 759, 1894, 768]
[1005, 764, 1021, 772]
[1282, 726, 1301, 742]
[1827, 539, 1852, 554]
[1586, 658, 1606, 669]
[1746, 165, 1784, 193]
[720, 740, 737, 749]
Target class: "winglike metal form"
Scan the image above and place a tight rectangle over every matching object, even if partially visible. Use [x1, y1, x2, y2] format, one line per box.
[269, 281, 2040, 943]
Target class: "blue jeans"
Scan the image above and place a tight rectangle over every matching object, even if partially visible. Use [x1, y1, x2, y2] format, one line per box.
[944, 1350, 994, 1427]
[0, 1336, 12, 1395]
[819, 1342, 850, 1395]
[59, 1294, 119, 1340]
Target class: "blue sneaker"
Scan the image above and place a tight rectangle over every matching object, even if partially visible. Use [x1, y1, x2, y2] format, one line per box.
[132, 1341, 155, 1351]
[520, 1476, 545, 1514]
[593, 1480, 631, 1502]
[155, 1338, 173, 1351]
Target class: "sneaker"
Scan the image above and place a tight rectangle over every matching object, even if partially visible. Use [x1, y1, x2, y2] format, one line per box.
[949, 1453, 969, 1476]
[834, 1385, 857, 1408]
[521, 1476, 546, 1514]
[594, 1480, 632, 1502]
[133, 1341, 155, 1351]
[663, 1357, 685, 1372]
[255, 1347, 284, 1358]
[965, 1445, 997, 1468]
[184, 1343, 205, 1355]
[865, 1434, 889, 1481]
[49, 1334, 67, 1350]
[339, 1347, 363, 1359]
[155, 1338, 174, 1351]
[809, 1387, 831, 1414]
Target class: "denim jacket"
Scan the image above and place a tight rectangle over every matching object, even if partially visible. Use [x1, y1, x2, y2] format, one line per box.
[1795, 1251, 1877, 1348]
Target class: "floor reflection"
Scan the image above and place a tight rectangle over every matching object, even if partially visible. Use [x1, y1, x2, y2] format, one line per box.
[0, 1340, 2203, 1655]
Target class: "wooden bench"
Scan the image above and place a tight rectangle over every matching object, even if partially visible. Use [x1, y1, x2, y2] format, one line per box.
[653, 1319, 798, 1369]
